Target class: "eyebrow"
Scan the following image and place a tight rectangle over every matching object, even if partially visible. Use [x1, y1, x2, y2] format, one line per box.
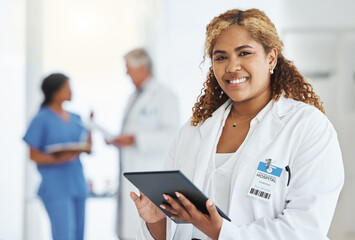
[213, 45, 254, 55]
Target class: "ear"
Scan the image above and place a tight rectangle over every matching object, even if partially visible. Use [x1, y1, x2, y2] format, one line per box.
[268, 48, 278, 69]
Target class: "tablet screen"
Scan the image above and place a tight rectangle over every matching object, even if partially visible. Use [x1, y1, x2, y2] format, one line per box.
[124, 170, 231, 224]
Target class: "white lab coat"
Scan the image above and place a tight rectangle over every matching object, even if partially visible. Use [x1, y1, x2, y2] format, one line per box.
[137, 95, 344, 240]
[117, 79, 180, 239]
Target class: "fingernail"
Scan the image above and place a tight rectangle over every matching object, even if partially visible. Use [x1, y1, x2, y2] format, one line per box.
[207, 199, 213, 207]
[160, 204, 165, 209]
[163, 194, 168, 201]
[130, 193, 137, 200]
[175, 192, 180, 198]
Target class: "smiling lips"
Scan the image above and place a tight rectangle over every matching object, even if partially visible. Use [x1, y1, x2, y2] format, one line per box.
[227, 77, 249, 85]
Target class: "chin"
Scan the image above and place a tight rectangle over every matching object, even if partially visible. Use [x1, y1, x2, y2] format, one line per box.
[230, 98, 246, 103]
[228, 93, 249, 102]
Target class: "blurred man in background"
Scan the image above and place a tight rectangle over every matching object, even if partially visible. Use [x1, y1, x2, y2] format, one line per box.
[107, 48, 180, 240]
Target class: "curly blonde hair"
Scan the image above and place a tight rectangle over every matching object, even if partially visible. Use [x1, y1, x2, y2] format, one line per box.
[191, 9, 325, 126]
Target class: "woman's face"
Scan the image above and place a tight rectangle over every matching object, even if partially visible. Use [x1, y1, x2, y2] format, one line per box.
[53, 79, 72, 103]
[212, 24, 276, 104]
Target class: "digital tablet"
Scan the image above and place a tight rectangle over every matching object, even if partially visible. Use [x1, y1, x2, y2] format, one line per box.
[124, 170, 231, 224]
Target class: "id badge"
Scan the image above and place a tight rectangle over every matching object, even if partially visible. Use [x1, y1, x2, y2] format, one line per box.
[248, 159, 283, 201]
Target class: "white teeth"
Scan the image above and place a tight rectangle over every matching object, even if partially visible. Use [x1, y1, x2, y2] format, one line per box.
[229, 77, 248, 84]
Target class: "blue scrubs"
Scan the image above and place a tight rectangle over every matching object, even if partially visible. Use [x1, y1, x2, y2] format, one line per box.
[23, 107, 89, 240]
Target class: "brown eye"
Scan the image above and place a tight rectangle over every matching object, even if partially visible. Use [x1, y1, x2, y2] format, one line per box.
[215, 56, 227, 61]
[239, 51, 251, 56]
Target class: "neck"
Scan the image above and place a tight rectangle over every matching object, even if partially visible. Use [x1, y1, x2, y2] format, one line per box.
[48, 102, 63, 113]
[232, 91, 271, 118]
[136, 73, 151, 89]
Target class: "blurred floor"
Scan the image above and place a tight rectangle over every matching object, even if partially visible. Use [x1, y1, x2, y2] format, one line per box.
[26, 197, 117, 240]
[85, 197, 117, 240]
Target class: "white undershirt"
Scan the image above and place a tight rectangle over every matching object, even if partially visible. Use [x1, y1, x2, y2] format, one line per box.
[208, 153, 235, 212]
[192, 147, 246, 239]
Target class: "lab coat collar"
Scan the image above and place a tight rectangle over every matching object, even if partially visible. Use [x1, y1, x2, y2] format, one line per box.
[198, 94, 293, 138]
[272, 93, 295, 118]
[194, 95, 295, 193]
[198, 99, 233, 139]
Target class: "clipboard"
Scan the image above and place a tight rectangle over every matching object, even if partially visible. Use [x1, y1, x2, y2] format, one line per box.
[123, 170, 231, 224]
[45, 142, 91, 155]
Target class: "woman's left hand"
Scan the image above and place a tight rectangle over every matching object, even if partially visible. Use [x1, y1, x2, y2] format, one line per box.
[161, 192, 223, 240]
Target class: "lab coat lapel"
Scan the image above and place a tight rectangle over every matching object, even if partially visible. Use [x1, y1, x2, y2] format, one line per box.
[123, 80, 156, 130]
[193, 100, 232, 189]
[228, 96, 294, 216]
[241, 95, 294, 158]
[242, 108, 283, 158]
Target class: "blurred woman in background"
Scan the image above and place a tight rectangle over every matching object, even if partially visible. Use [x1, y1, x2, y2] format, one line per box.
[23, 73, 91, 240]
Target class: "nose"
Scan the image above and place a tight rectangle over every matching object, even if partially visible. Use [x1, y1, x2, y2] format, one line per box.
[226, 58, 242, 73]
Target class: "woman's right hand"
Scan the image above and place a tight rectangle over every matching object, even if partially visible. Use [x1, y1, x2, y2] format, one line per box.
[130, 191, 166, 223]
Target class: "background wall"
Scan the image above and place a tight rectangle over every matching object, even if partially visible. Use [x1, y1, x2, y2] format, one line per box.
[281, 1, 355, 239]
[1, 0, 354, 239]
[152, 0, 283, 122]
[23, 0, 156, 239]
[0, 0, 25, 240]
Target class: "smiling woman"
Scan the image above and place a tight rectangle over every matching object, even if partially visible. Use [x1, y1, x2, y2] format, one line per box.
[131, 8, 344, 240]
[192, 9, 325, 127]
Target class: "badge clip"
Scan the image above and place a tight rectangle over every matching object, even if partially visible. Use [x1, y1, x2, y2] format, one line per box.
[266, 158, 272, 170]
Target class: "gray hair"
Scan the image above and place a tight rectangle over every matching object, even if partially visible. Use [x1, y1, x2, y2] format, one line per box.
[124, 48, 153, 73]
